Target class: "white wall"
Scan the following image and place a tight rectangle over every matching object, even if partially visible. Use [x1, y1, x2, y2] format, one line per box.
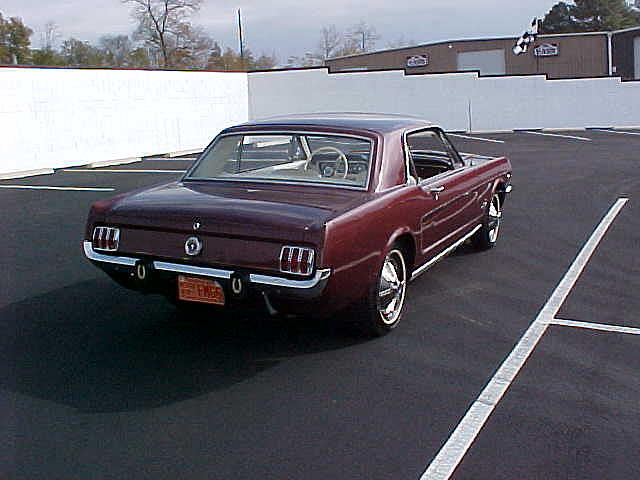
[634, 36, 640, 79]
[0, 67, 248, 176]
[248, 69, 473, 131]
[4, 66, 640, 177]
[248, 68, 640, 132]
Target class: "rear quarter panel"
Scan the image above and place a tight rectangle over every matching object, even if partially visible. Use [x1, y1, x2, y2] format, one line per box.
[321, 186, 421, 310]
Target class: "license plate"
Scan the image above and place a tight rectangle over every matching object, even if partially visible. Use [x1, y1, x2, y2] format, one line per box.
[178, 276, 225, 305]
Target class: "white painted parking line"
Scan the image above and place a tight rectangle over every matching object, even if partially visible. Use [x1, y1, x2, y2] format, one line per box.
[590, 128, 640, 136]
[548, 318, 640, 335]
[420, 197, 628, 480]
[448, 133, 505, 144]
[0, 185, 115, 192]
[519, 131, 592, 142]
[60, 169, 186, 173]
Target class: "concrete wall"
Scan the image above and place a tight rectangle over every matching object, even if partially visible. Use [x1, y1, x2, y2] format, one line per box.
[249, 68, 640, 132]
[3, 66, 640, 177]
[248, 68, 474, 131]
[0, 67, 248, 176]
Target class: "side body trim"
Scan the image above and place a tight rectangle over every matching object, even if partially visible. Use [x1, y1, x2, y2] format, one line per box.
[410, 224, 482, 281]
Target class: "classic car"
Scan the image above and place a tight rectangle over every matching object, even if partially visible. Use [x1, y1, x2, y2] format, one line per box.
[84, 113, 512, 335]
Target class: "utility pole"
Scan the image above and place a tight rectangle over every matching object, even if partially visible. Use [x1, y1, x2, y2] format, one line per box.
[237, 9, 244, 60]
[361, 31, 365, 51]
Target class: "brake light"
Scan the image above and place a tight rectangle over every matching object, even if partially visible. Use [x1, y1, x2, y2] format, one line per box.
[280, 246, 314, 275]
[92, 226, 120, 251]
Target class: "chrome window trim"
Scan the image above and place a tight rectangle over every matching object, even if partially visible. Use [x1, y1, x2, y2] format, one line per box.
[183, 130, 376, 191]
[403, 126, 464, 184]
[83, 241, 330, 289]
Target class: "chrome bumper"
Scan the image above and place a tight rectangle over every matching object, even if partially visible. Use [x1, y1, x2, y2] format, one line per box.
[83, 241, 331, 290]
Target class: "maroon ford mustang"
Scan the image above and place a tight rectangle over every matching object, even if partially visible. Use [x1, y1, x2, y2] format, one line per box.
[84, 113, 512, 335]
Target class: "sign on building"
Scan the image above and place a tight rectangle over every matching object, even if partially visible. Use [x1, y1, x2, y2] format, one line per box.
[406, 55, 429, 67]
[534, 43, 559, 57]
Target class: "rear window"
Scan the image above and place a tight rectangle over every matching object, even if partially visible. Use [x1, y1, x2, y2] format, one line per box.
[186, 133, 373, 188]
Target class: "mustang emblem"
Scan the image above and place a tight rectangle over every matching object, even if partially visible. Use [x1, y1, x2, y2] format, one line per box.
[185, 236, 203, 256]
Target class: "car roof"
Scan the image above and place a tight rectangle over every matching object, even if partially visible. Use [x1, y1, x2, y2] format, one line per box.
[230, 112, 437, 134]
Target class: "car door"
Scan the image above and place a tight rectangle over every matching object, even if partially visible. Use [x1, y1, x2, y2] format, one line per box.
[406, 128, 477, 261]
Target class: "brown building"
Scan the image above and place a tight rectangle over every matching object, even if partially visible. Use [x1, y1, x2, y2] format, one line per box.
[326, 28, 640, 80]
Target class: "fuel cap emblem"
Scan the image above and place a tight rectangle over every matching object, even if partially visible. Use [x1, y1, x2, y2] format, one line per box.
[185, 236, 203, 256]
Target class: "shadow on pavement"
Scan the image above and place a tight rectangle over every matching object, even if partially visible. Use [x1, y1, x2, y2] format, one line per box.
[0, 278, 363, 413]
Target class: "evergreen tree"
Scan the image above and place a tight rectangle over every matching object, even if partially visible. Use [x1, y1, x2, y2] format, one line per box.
[541, 0, 640, 33]
[0, 13, 33, 64]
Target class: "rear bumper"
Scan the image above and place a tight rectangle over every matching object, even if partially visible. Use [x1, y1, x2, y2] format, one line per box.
[83, 241, 331, 300]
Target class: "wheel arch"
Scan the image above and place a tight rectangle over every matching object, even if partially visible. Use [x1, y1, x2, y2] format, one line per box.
[387, 229, 417, 274]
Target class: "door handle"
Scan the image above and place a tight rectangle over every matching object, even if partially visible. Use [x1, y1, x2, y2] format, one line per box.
[428, 185, 445, 200]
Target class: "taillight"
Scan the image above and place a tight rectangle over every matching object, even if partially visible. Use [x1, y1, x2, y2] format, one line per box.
[92, 226, 120, 251]
[280, 246, 314, 275]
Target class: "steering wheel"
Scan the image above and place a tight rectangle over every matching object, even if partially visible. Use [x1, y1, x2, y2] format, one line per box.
[305, 146, 350, 179]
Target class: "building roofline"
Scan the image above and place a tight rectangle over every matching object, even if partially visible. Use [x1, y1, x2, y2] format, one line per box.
[327, 31, 610, 62]
[611, 25, 640, 34]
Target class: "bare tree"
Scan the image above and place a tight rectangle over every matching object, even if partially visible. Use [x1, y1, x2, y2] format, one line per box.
[286, 52, 322, 68]
[171, 24, 213, 68]
[40, 21, 60, 50]
[100, 35, 133, 66]
[317, 25, 341, 60]
[343, 21, 380, 55]
[122, 0, 202, 67]
[386, 34, 415, 49]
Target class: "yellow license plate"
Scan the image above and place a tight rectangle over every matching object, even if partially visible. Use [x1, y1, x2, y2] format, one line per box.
[178, 276, 225, 305]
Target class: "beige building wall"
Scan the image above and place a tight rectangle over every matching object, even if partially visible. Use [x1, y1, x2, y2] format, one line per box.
[327, 34, 608, 79]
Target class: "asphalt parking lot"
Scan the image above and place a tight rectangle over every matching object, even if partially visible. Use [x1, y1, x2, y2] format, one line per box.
[1, 129, 638, 479]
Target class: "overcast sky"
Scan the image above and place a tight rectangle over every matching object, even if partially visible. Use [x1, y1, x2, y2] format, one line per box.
[1, 0, 562, 62]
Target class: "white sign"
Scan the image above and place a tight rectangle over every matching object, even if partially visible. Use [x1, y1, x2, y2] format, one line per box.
[534, 43, 559, 57]
[406, 55, 429, 67]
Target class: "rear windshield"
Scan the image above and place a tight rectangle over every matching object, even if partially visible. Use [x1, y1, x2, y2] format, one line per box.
[186, 133, 373, 188]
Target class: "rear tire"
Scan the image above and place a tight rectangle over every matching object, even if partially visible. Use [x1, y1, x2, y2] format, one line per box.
[354, 246, 407, 337]
[472, 193, 502, 250]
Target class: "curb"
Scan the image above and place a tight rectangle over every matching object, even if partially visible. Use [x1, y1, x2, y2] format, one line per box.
[87, 157, 141, 168]
[0, 168, 55, 180]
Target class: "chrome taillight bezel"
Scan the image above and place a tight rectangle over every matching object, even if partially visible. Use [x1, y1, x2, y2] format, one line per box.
[280, 246, 315, 276]
[92, 226, 120, 252]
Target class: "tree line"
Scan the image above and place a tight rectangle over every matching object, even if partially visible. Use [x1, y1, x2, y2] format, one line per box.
[0, 0, 390, 70]
[3, 0, 638, 70]
[541, 0, 639, 33]
[0, 0, 278, 70]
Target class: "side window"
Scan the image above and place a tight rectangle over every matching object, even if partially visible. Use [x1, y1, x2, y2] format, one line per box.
[406, 129, 455, 182]
[439, 132, 464, 167]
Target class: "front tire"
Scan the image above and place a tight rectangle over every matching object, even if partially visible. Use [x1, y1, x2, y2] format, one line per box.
[355, 247, 408, 336]
[472, 193, 502, 250]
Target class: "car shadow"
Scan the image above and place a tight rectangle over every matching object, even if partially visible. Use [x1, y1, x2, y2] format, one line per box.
[0, 278, 364, 413]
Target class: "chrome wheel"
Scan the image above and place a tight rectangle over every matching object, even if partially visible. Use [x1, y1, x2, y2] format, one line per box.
[377, 249, 407, 325]
[487, 194, 502, 244]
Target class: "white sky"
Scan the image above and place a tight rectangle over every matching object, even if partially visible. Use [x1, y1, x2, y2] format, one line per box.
[0, 0, 563, 63]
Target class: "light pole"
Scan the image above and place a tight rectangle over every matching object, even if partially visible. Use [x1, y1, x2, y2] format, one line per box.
[238, 9, 244, 60]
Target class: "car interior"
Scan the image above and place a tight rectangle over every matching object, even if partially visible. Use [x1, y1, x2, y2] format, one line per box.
[188, 133, 372, 188]
[406, 129, 459, 182]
